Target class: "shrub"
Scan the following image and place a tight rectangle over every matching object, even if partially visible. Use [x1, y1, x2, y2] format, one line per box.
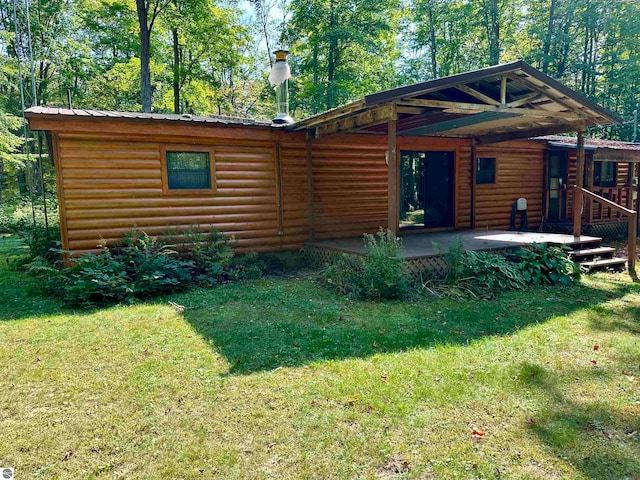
[432, 241, 580, 299]
[323, 228, 409, 300]
[43, 227, 265, 307]
[511, 243, 580, 286]
[48, 248, 132, 305]
[117, 232, 196, 297]
[461, 250, 527, 293]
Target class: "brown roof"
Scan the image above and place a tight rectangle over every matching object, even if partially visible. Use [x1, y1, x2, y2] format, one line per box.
[535, 135, 640, 151]
[24, 106, 276, 127]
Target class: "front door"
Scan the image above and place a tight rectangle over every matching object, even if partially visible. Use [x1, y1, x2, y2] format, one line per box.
[546, 150, 568, 221]
[400, 151, 455, 230]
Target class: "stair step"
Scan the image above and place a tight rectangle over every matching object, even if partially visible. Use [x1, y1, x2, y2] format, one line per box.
[570, 247, 616, 259]
[579, 257, 627, 270]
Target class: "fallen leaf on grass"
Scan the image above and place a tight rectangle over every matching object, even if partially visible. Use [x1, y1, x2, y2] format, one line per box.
[471, 429, 486, 440]
[590, 360, 598, 366]
[380, 374, 388, 381]
[310, 400, 319, 406]
[593, 345, 599, 351]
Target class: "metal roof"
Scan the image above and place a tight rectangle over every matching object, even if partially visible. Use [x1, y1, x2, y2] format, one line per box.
[535, 135, 640, 151]
[24, 106, 276, 127]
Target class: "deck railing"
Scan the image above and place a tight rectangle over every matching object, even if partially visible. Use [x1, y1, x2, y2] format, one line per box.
[573, 186, 637, 271]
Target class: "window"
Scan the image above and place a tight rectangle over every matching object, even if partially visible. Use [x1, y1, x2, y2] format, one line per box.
[161, 145, 215, 194]
[476, 157, 496, 184]
[593, 161, 616, 187]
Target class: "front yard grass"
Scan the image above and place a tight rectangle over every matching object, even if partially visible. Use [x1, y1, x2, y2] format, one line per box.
[0, 235, 639, 479]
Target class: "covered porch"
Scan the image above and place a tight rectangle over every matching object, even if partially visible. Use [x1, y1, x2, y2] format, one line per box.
[292, 60, 637, 271]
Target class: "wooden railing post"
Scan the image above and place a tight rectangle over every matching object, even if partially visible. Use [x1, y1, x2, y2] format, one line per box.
[573, 186, 582, 236]
[573, 129, 585, 237]
[629, 213, 637, 272]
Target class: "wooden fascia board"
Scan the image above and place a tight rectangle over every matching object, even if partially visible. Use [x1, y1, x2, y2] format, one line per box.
[288, 99, 367, 130]
[312, 105, 395, 138]
[26, 115, 279, 141]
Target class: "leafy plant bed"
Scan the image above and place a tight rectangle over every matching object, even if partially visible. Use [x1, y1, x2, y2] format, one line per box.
[322, 231, 581, 300]
[15, 227, 267, 307]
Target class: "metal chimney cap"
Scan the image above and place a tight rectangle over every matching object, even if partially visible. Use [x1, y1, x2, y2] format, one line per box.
[274, 50, 290, 62]
[273, 113, 294, 125]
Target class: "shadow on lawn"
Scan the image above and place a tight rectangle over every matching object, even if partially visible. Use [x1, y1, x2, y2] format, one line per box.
[180, 275, 640, 376]
[518, 360, 640, 479]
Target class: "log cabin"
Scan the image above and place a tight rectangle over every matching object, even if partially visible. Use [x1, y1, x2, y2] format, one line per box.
[25, 60, 639, 269]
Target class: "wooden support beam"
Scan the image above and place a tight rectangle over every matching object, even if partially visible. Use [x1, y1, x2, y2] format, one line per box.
[505, 72, 591, 117]
[314, 105, 394, 138]
[398, 98, 584, 120]
[456, 84, 501, 106]
[306, 133, 315, 241]
[387, 107, 398, 235]
[471, 139, 478, 229]
[507, 92, 542, 108]
[500, 76, 507, 105]
[573, 129, 585, 236]
[476, 122, 586, 145]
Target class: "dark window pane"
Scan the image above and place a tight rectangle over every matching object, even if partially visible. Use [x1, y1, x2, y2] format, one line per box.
[476, 157, 496, 184]
[166, 151, 211, 190]
[593, 161, 616, 187]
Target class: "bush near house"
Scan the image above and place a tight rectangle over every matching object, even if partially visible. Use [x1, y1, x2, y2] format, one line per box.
[323, 232, 580, 300]
[18, 227, 265, 307]
[323, 228, 410, 300]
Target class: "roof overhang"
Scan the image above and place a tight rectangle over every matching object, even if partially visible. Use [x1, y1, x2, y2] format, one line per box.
[290, 60, 622, 144]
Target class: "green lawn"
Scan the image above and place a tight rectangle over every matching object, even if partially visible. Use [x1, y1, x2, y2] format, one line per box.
[0, 235, 639, 479]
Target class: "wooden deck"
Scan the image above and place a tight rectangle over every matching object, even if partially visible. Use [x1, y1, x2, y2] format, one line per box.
[306, 230, 602, 260]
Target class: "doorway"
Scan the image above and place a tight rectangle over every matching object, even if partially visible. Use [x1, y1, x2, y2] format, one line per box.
[546, 150, 568, 221]
[400, 151, 455, 230]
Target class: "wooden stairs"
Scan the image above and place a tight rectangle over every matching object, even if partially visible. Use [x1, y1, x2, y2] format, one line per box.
[548, 237, 627, 271]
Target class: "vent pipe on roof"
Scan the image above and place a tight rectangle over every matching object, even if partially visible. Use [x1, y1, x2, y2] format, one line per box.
[269, 50, 294, 125]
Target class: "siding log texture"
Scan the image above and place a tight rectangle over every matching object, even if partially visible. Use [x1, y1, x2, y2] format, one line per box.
[38, 117, 552, 256]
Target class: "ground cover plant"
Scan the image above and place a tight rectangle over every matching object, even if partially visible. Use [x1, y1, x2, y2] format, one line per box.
[11, 227, 265, 306]
[0, 235, 639, 479]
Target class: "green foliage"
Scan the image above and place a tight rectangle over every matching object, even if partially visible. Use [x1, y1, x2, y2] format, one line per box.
[434, 241, 581, 299]
[0, 198, 59, 233]
[511, 243, 581, 287]
[48, 247, 133, 306]
[42, 227, 264, 307]
[323, 228, 409, 300]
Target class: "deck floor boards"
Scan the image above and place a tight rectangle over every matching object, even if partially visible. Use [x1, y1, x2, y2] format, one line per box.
[305, 230, 601, 259]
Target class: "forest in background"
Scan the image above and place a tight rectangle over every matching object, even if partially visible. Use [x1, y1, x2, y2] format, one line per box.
[1, 0, 640, 210]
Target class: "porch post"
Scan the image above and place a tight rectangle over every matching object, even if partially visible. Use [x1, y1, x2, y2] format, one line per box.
[586, 152, 594, 224]
[387, 107, 398, 235]
[573, 129, 585, 237]
[470, 138, 478, 229]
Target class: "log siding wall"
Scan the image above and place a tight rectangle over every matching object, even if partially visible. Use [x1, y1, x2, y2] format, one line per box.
[35, 117, 594, 257]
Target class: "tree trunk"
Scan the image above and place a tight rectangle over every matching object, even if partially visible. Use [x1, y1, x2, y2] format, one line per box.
[483, 0, 500, 65]
[542, 0, 556, 74]
[426, 0, 437, 78]
[172, 27, 180, 114]
[326, 0, 337, 110]
[136, 0, 152, 112]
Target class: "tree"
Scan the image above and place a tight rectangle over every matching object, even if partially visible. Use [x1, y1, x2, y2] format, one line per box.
[135, 0, 170, 112]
